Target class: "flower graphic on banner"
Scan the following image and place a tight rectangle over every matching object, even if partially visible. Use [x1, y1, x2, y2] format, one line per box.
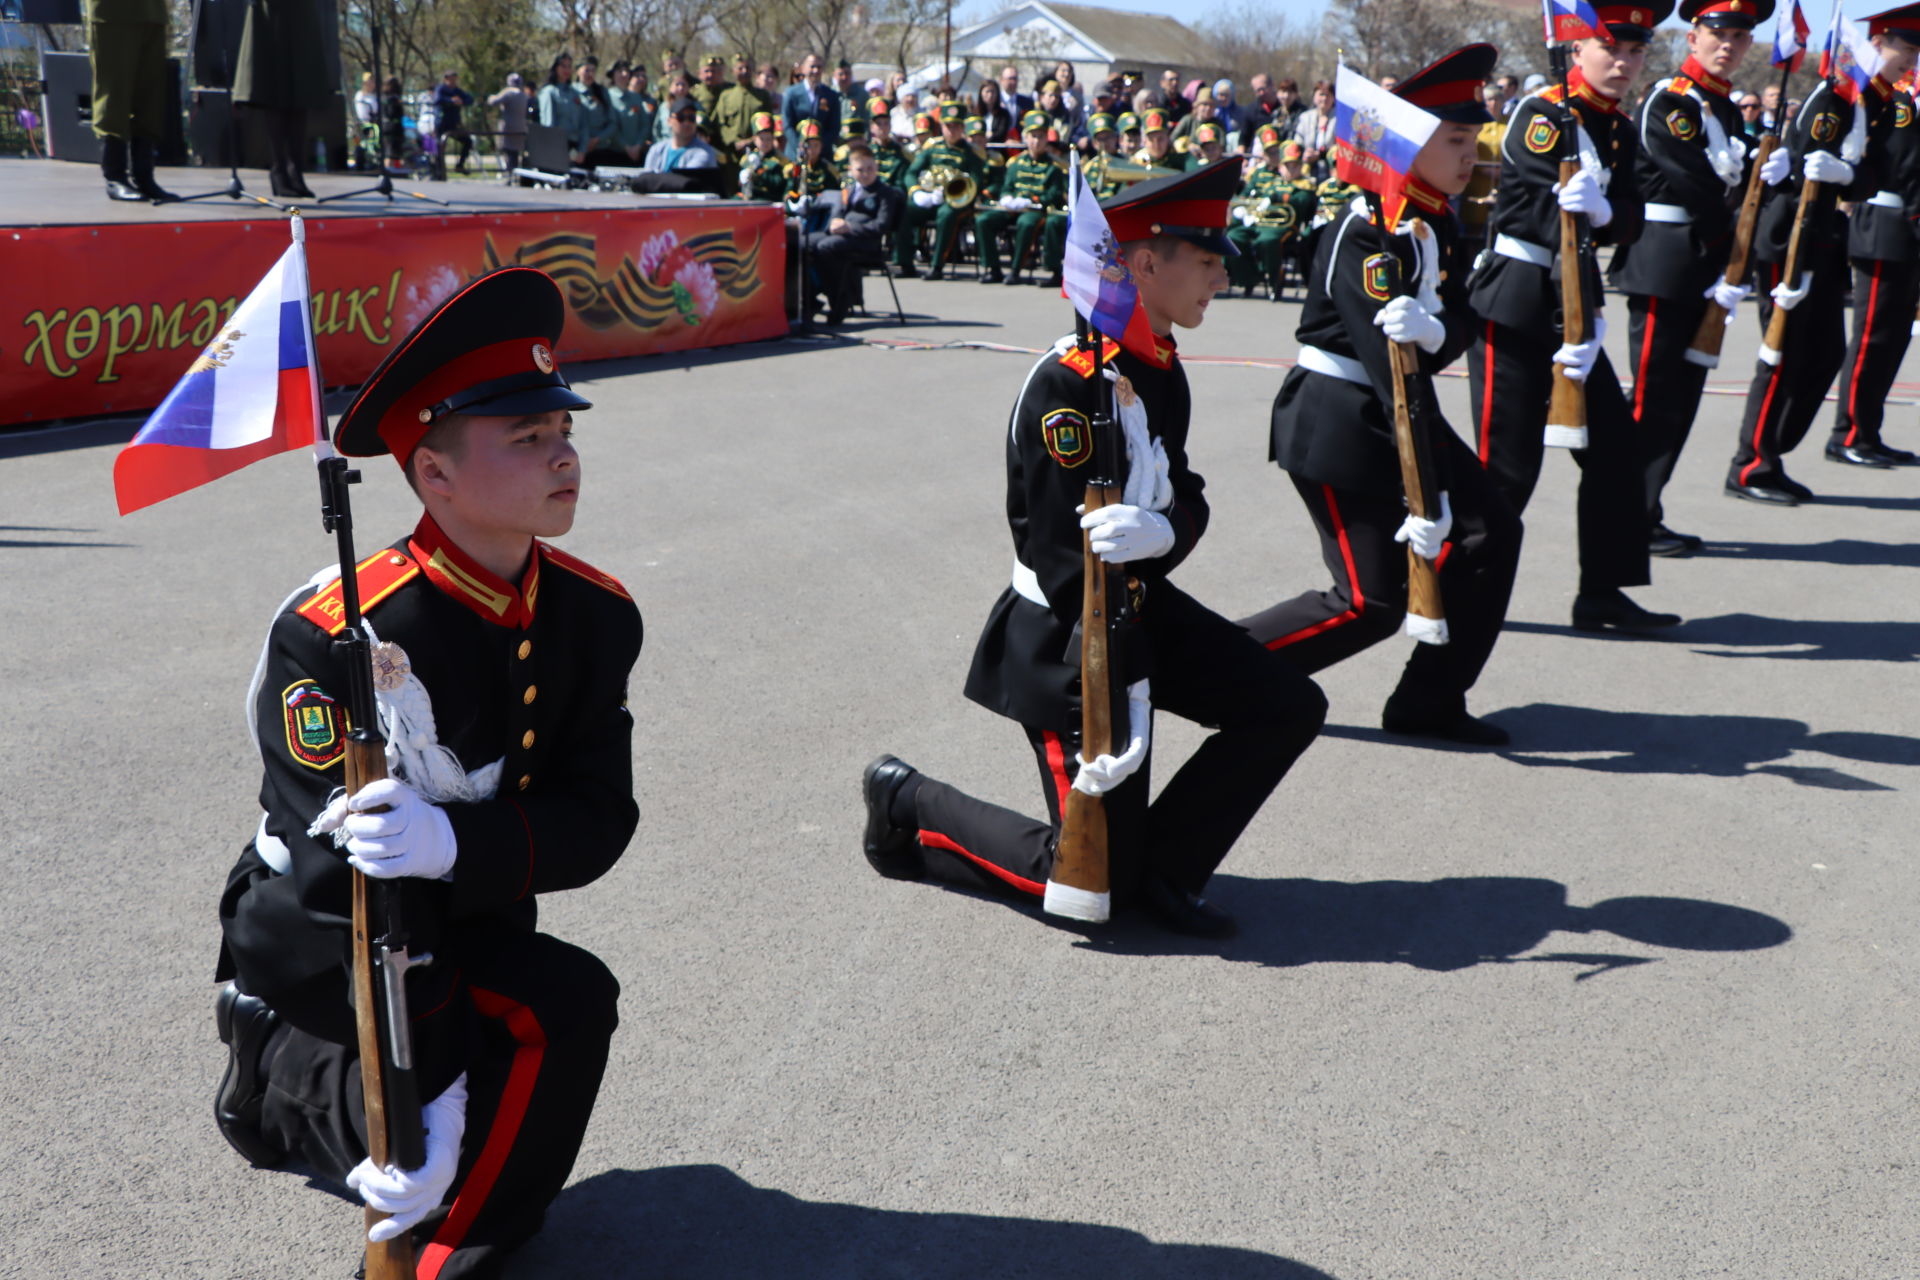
[478, 226, 764, 333]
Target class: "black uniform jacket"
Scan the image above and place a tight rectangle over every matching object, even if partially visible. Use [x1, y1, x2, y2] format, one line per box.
[1468, 79, 1644, 332]
[217, 514, 642, 1046]
[1755, 77, 1894, 263]
[964, 335, 1209, 729]
[1611, 62, 1750, 298]
[1272, 179, 1475, 499]
[1849, 88, 1920, 263]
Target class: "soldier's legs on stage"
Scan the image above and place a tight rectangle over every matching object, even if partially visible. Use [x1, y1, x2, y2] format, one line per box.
[1625, 292, 1714, 534]
[1239, 432, 1522, 726]
[255, 932, 619, 1280]
[1731, 254, 1850, 494]
[1830, 258, 1920, 459]
[910, 591, 1324, 905]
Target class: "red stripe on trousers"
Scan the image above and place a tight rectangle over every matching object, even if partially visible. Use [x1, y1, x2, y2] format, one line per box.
[415, 989, 549, 1280]
[1041, 731, 1073, 816]
[917, 829, 1045, 896]
[1846, 262, 1881, 446]
[1478, 320, 1499, 463]
[1633, 297, 1658, 421]
[1267, 485, 1366, 649]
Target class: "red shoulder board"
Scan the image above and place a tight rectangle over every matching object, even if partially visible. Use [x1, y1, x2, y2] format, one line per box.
[295, 549, 420, 637]
[1667, 76, 1696, 96]
[539, 543, 633, 601]
[1540, 85, 1567, 105]
[1057, 337, 1123, 378]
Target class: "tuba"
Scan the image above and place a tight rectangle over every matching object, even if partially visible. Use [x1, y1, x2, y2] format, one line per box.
[920, 164, 978, 210]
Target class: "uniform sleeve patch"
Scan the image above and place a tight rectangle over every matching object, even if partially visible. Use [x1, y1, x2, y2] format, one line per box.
[1666, 109, 1699, 142]
[1811, 112, 1841, 143]
[1525, 116, 1560, 154]
[282, 680, 346, 771]
[1362, 253, 1395, 302]
[1041, 408, 1093, 468]
[1897, 100, 1913, 129]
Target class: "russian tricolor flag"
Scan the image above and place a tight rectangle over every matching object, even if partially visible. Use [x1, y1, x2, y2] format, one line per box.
[1821, 4, 1882, 96]
[1543, 0, 1603, 43]
[1774, 0, 1810, 70]
[113, 219, 325, 515]
[1062, 152, 1158, 362]
[1333, 64, 1440, 231]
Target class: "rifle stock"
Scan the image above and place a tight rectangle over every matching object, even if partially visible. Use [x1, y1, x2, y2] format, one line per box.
[1762, 174, 1822, 362]
[1376, 205, 1448, 645]
[1546, 162, 1590, 449]
[1690, 133, 1776, 368]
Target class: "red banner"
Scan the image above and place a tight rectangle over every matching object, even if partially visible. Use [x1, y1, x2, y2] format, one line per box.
[0, 204, 787, 427]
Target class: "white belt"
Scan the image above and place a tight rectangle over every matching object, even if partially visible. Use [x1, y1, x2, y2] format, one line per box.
[1296, 344, 1369, 385]
[1645, 203, 1693, 224]
[256, 814, 291, 874]
[1493, 233, 1553, 267]
[1011, 558, 1049, 607]
[1868, 190, 1903, 209]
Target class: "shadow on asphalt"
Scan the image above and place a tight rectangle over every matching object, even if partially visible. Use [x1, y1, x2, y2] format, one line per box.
[1692, 538, 1920, 569]
[1504, 613, 1920, 662]
[1067, 876, 1790, 977]
[520, 1164, 1341, 1278]
[0, 524, 134, 549]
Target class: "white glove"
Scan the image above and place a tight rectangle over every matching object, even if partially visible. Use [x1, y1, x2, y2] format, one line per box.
[346, 1073, 468, 1243]
[911, 188, 939, 208]
[1079, 503, 1175, 563]
[1771, 274, 1810, 312]
[1704, 278, 1751, 313]
[1804, 149, 1854, 185]
[1237, 205, 1258, 226]
[1758, 143, 1791, 186]
[1374, 294, 1446, 354]
[1552, 313, 1607, 382]
[1000, 195, 1031, 211]
[310, 777, 458, 881]
[1394, 491, 1453, 560]
[1554, 168, 1613, 227]
[785, 193, 812, 214]
[1072, 680, 1150, 795]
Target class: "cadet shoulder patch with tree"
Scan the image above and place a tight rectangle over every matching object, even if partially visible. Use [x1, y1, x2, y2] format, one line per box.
[1041, 407, 1092, 468]
[1525, 115, 1559, 154]
[282, 679, 346, 770]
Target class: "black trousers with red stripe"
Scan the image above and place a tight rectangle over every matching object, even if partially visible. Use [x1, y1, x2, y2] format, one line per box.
[1467, 318, 1651, 591]
[912, 587, 1326, 903]
[1623, 291, 1714, 531]
[1731, 250, 1850, 489]
[1237, 430, 1522, 720]
[1831, 257, 1919, 452]
[259, 929, 618, 1280]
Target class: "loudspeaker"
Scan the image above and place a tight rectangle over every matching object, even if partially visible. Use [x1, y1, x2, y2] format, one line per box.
[41, 50, 189, 165]
[6, 0, 82, 22]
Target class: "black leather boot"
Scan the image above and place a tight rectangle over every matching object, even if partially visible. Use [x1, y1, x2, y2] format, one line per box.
[101, 136, 144, 201]
[129, 138, 178, 201]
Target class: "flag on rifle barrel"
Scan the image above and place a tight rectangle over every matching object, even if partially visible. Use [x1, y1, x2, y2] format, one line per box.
[1062, 151, 1158, 362]
[1332, 64, 1440, 231]
[1820, 2, 1882, 95]
[1543, 0, 1604, 43]
[1774, 0, 1810, 70]
[113, 219, 326, 515]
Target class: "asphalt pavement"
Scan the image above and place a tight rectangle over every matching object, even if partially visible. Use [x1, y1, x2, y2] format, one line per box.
[3, 266, 1916, 1279]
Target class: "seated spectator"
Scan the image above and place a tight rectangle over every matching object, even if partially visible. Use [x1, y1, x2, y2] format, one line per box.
[806, 142, 902, 323]
[976, 78, 1015, 143]
[892, 88, 921, 143]
[1291, 80, 1336, 179]
[644, 98, 719, 171]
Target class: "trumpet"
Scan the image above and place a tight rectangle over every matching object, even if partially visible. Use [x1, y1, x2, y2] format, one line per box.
[919, 164, 978, 210]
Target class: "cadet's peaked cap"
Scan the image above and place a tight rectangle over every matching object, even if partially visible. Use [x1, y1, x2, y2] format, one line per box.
[1867, 2, 1920, 42]
[1393, 44, 1498, 124]
[1100, 157, 1244, 255]
[1591, 0, 1675, 40]
[1089, 112, 1117, 134]
[937, 100, 966, 123]
[1022, 108, 1052, 132]
[1680, 0, 1772, 27]
[334, 267, 589, 461]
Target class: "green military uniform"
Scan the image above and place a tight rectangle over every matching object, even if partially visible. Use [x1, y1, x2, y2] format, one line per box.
[788, 153, 838, 199]
[869, 136, 910, 188]
[610, 86, 658, 154]
[895, 105, 989, 277]
[975, 115, 1067, 283]
[1226, 166, 1310, 295]
[1312, 176, 1361, 227]
[714, 81, 774, 154]
[740, 149, 790, 201]
[86, 0, 169, 141]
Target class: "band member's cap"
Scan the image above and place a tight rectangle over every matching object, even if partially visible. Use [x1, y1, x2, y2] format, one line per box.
[1589, 0, 1675, 38]
[334, 267, 589, 461]
[938, 101, 966, 123]
[1680, 0, 1773, 28]
[751, 111, 777, 133]
[1141, 108, 1171, 132]
[1089, 112, 1117, 134]
[1117, 111, 1140, 132]
[702, 55, 724, 68]
[1280, 139, 1305, 161]
[1866, 1, 1920, 42]
[965, 114, 985, 135]
[1022, 108, 1051, 133]
[1392, 43, 1499, 124]
[1193, 121, 1224, 145]
[1099, 157, 1243, 255]
[797, 119, 822, 140]
[1256, 123, 1282, 149]
[914, 112, 935, 133]
[867, 95, 892, 117]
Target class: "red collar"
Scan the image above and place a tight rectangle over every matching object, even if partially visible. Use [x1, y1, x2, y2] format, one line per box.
[1382, 174, 1449, 228]
[408, 512, 541, 629]
[1568, 68, 1621, 114]
[1678, 58, 1731, 99]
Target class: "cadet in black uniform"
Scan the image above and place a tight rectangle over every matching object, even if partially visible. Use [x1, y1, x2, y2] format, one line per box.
[1239, 47, 1524, 745]
[1467, 2, 1682, 632]
[213, 268, 642, 1280]
[1612, 0, 1781, 550]
[1728, 27, 1913, 502]
[1829, 12, 1920, 467]
[861, 162, 1327, 939]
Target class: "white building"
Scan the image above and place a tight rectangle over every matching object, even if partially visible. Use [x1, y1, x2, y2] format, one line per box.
[898, 2, 1215, 96]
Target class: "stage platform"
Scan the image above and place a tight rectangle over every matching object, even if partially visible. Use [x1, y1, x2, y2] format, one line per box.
[0, 159, 788, 426]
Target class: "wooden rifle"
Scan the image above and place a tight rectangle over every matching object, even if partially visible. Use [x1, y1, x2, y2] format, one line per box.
[1761, 76, 1844, 364]
[318, 455, 428, 1280]
[1045, 314, 1125, 924]
[1364, 189, 1448, 644]
[1690, 63, 1792, 367]
[1546, 44, 1591, 449]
